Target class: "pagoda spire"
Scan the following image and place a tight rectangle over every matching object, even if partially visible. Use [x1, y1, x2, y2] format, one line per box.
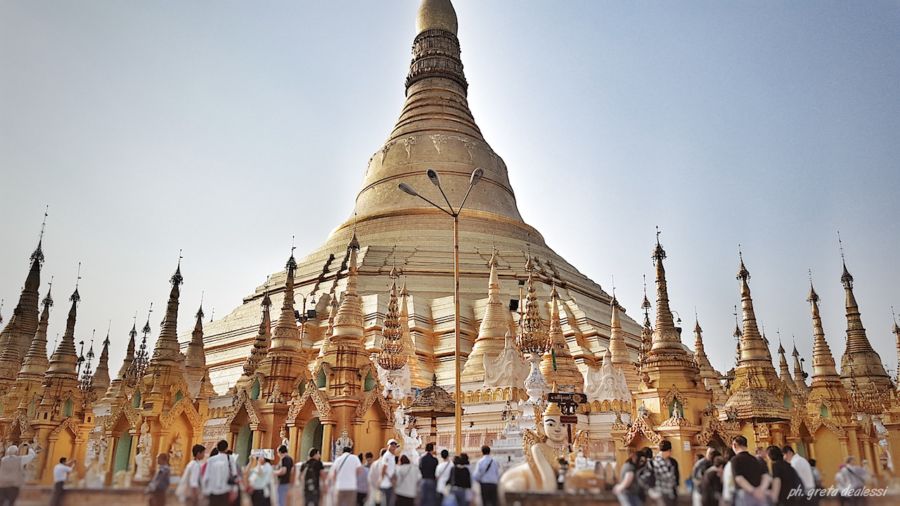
[149, 255, 184, 368]
[638, 275, 652, 368]
[398, 280, 421, 386]
[44, 280, 81, 380]
[541, 284, 582, 392]
[462, 249, 512, 383]
[778, 340, 797, 393]
[185, 301, 207, 370]
[693, 315, 726, 403]
[242, 289, 272, 377]
[791, 342, 808, 394]
[101, 319, 138, 403]
[894, 308, 900, 387]
[609, 291, 639, 392]
[90, 327, 112, 399]
[836, 236, 891, 395]
[735, 250, 777, 373]
[648, 229, 684, 354]
[318, 294, 338, 359]
[332, 234, 364, 340]
[17, 282, 54, 382]
[0, 211, 47, 380]
[269, 248, 301, 351]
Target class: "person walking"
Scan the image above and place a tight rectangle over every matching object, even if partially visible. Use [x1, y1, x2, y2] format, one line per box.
[275, 445, 294, 506]
[378, 440, 399, 506]
[148, 453, 172, 506]
[368, 450, 386, 506]
[177, 444, 206, 506]
[700, 456, 725, 506]
[448, 454, 472, 506]
[650, 440, 679, 506]
[730, 436, 770, 506]
[48, 457, 76, 506]
[691, 447, 716, 506]
[782, 446, 814, 500]
[835, 456, 868, 506]
[767, 446, 803, 506]
[472, 446, 499, 506]
[394, 455, 420, 506]
[721, 448, 737, 506]
[419, 443, 439, 506]
[247, 452, 275, 506]
[612, 449, 643, 506]
[202, 441, 237, 506]
[357, 453, 372, 506]
[435, 450, 452, 506]
[330, 447, 362, 506]
[0, 444, 36, 506]
[300, 448, 325, 506]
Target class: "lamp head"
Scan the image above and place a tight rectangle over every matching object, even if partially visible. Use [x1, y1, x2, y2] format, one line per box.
[398, 182, 418, 197]
[469, 167, 484, 186]
[426, 168, 441, 186]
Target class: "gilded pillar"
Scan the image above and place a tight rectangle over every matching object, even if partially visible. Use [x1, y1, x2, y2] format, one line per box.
[288, 426, 300, 459]
[321, 422, 334, 461]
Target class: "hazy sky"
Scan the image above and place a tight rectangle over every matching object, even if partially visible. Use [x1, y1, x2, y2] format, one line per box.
[1, 1, 899, 381]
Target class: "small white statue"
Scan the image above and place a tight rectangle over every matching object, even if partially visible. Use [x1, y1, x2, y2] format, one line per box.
[170, 434, 184, 474]
[134, 421, 153, 481]
[333, 429, 354, 456]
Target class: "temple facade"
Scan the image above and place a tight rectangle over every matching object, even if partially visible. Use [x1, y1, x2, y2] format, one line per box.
[1, 0, 899, 493]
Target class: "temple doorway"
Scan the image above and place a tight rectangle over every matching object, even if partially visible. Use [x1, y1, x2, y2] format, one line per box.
[300, 417, 323, 460]
[235, 425, 252, 466]
[113, 433, 133, 472]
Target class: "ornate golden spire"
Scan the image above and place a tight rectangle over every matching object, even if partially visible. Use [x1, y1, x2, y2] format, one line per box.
[735, 250, 776, 373]
[836, 237, 892, 397]
[609, 291, 639, 392]
[791, 342, 808, 394]
[90, 328, 112, 399]
[243, 289, 271, 376]
[149, 256, 184, 369]
[269, 250, 301, 351]
[0, 213, 46, 380]
[515, 257, 549, 356]
[185, 302, 207, 370]
[541, 284, 582, 392]
[318, 294, 338, 359]
[778, 340, 797, 393]
[894, 307, 900, 387]
[649, 229, 684, 354]
[332, 235, 364, 340]
[399, 280, 421, 386]
[378, 267, 407, 371]
[17, 282, 53, 382]
[462, 249, 512, 382]
[45, 281, 80, 380]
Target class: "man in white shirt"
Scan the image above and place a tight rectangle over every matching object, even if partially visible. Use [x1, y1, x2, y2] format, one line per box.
[472, 446, 500, 506]
[49, 457, 76, 506]
[329, 446, 362, 506]
[379, 439, 400, 506]
[202, 440, 236, 506]
[783, 446, 815, 493]
[178, 444, 206, 506]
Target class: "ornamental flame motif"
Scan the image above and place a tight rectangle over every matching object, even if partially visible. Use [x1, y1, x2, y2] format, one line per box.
[515, 259, 550, 356]
[377, 268, 407, 371]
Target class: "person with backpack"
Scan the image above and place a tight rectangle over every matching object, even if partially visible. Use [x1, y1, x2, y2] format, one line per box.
[692, 447, 717, 506]
[147, 453, 171, 506]
[700, 456, 725, 506]
[202, 441, 239, 506]
[300, 448, 325, 506]
[635, 447, 655, 502]
[472, 446, 500, 506]
[613, 449, 644, 506]
[448, 455, 472, 506]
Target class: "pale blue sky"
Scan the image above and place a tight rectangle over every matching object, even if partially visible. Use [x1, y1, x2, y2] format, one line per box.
[1, 1, 898, 378]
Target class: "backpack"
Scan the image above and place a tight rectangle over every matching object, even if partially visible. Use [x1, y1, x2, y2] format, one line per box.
[636, 462, 655, 494]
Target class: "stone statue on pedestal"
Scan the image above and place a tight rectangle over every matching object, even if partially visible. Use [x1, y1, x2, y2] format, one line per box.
[333, 429, 354, 457]
[498, 401, 570, 495]
[134, 420, 153, 481]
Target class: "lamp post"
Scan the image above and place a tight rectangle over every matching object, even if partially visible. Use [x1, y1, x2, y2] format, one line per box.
[398, 167, 484, 454]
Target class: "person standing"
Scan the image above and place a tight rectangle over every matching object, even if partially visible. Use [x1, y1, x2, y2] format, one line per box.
[330, 447, 362, 506]
[300, 448, 325, 506]
[0, 444, 36, 506]
[248, 453, 275, 506]
[834, 456, 868, 506]
[612, 449, 643, 506]
[275, 445, 295, 506]
[472, 446, 499, 506]
[202, 441, 235, 506]
[148, 453, 172, 506]
[177, 444, 206, 506]
[782, 446, 814, 499]
[435, 450, 452, 506]
[49, 457, 76, 506]
[767, 446, 803, 506]
[448, 455, 472, 506]
[394, 455, 420, 506]
[701, 456, 725, 506]
[357, 453, 372, 506]
[419, 443, 438, 506]
[691, 447, 716, 506]
[721, 448, 737, 506]
[368, 450, 386, 506]
[378, 439, 399, 506]
[650, 440, 679, 506]
[730, 436, 771, 506]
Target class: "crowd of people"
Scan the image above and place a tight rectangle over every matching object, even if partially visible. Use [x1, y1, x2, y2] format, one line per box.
[141, 438, 501, 506]
[613, 435, 875, 506]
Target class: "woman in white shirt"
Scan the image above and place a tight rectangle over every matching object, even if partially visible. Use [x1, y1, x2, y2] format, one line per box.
[247, 454, 275, 506]
[394, 455, 420, 506]
[435, 450, 452, 504]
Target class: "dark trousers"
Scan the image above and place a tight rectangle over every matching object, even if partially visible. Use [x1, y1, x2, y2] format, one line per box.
[304, 489, 321, 506]
[420, 478, 438, 506]
[208, 493, 230, 506]
[379, 487, 394, 506]
[251, 490, 269, 506]
[49, 482, 65, 506]
[357, 492, 367, 506]
[0, 487, 21, 506]
[480, 483, 498, 506]
[149, 490, 167, 506]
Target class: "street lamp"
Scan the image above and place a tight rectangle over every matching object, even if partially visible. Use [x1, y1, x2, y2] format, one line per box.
[398, 167, 484, 454]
